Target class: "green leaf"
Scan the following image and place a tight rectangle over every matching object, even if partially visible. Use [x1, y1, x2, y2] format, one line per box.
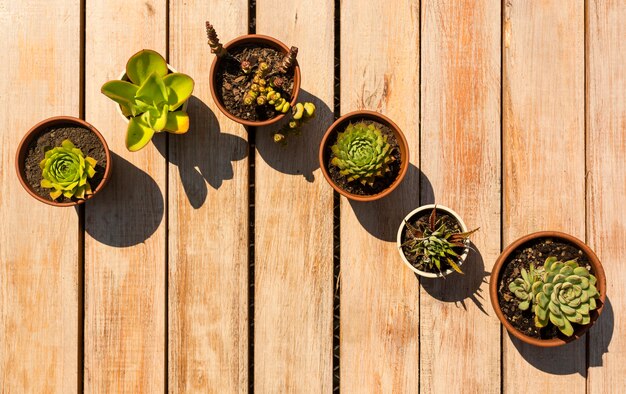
[446, 257, 463, 274]
[126, 117, 156, 151]
[164, 111, 190, 134]
[136, 72, 168, 105]
[101, 80, 139, 108]
[163, 73, 194, 109]
[126, 49, 168, 86]
[519, 300, 530, 311]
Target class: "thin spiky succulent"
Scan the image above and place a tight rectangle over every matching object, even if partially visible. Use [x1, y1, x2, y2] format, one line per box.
[330, 122, 394, 186]
[39, 139, 97, 200]
[509, 264, 542, 311]
[534, 257, 599, 336]
[401, 207, 478, 274]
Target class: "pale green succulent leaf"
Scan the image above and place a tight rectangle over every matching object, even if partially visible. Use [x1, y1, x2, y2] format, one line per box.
[163, 73, 194, 109]
[164, 111, 190, 134]
[126, 49, 168, 85]
[126, 117, 156, 151]
[101, 80, 139, 107]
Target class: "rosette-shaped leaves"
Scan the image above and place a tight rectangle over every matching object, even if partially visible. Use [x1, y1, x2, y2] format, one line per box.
[509, 264, 542, 311]
[39, 139, 97, 200]
[330, 122, 394, 186]
[101, 49, 194, 151]
[533, 257, 600, 336]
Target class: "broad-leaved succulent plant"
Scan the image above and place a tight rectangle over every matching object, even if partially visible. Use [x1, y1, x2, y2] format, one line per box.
[401, 207, 478, 274]
[101, 50, 194, 151]
[330, 122, 394, 186]
[510, 256, 600, 337]
[40, 139, 97, 200]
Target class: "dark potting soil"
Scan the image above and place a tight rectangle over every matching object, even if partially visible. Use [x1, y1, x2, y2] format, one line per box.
[216, 45, 296, 122]
[24, 125, 107, 204]
[497, 238, 592, 340]
[326, 120, 402, 196]
[400, 210, 466, 273]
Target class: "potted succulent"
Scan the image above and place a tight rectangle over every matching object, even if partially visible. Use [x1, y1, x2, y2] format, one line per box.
[490, 231, 606, 347]
[397, 204, 478, 278]
[101, 49, 194, 151]
[15, 116, 112, 207]
[206, 22, 304, 128]
[319, 110, 409, 201]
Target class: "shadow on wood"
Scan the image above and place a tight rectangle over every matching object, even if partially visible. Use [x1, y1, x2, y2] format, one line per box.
[84, 152, 164, 247]
[420, 242, 490, 315]
[509, 296, 614, 375]
[157, 96, 248, 208]
[255, 89, 333, 182]
[348, 164, 433, 242]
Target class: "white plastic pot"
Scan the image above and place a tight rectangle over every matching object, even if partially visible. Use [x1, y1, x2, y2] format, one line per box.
[396, 204, 469, 278]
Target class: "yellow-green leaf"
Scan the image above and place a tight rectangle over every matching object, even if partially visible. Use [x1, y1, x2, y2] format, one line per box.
[126, 117, 156, 152]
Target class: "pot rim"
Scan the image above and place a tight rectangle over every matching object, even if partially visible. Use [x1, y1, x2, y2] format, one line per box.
[15, 116, 112, 207]
[209, 34, 302, 127]
[489, 230, 607, 347]
[396, 204, 469, 278]
[318, 110, 410, 202]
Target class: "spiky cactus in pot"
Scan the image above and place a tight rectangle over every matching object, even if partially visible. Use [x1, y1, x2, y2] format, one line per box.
[330, 122, 394, 187]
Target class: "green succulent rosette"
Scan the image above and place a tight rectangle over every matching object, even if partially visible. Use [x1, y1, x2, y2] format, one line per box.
[39, 139, 97, 200]
[330, 122, 394, 186]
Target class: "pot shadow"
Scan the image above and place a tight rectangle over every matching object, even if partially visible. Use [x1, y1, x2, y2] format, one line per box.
[255, 89, 333, 182]
[348, 164, 434, 242]
[83, 152, 164, 247]
[508, 296, 614, 376]
[155, 96, 248, 209]
[419, 242, 491, 315]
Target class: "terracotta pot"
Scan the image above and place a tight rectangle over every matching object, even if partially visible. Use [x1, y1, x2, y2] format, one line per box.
[115, 64, 188, 122]
[15, 116, 112, 207]
[490, 231, 606, 347]
[397, 204, 469, 278]
[319, 110, 410, 202]
[209, 34, 301, 127]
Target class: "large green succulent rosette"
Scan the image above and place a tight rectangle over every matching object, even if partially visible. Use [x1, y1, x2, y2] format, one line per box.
[39, 139, 97, 200]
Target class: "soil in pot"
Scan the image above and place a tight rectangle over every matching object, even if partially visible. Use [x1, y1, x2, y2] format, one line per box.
[497, 238, 592, 340]
[24, 124, 107, 204]
[325, 119, 402, 196]
[400, 209, 465, 274]
[216, 45, 296, 122]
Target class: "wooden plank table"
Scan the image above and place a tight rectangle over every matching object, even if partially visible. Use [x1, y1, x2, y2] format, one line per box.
[1, 1, 624, 392]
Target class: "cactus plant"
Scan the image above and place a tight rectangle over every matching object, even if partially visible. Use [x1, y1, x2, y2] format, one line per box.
[330, 122, 395, 187]
[510, 256, 600, 336]
[101, 50, 194, 151]
[273, 102, 316, 144]
[39, 139, 97, 200]
[401, 206, 478, 274]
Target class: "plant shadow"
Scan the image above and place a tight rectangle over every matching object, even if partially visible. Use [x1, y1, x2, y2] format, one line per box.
[419, 242, 491, 315]
[348, 164, 434, 242]
[255, 89, 333, 182]
[509, 296, 614, 376]
[155, 96, 248, 209]
[83, 152, 164, 247]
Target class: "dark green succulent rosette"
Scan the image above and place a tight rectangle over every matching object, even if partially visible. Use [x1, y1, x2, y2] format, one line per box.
[39, 139, 97, 200]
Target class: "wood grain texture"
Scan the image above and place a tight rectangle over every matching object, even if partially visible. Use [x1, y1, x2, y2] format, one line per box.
[587, 1, 626, 391]
[420, 1, 501, 392]
[503, 1, 586, 391]
[168, 2, 249, 392]
[340, 0, 421, 391]
[254, 1, 335, 391]
[0, 0, 80, 391]
[84, 0, 166, 391]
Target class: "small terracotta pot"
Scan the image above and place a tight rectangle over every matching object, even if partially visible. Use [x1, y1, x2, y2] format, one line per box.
[115, 64, 188, 122]
[397, 204, 469, 278]
[490, 231, 606, 347]
[15, 116, 112, 207]
[319, 110, 410, 202]
[209, 34, 301, 127]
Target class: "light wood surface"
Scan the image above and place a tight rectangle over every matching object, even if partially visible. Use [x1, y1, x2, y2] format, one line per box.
[587, 1, 626, 392]
[340, 0, 421, 391]
[0, 0, 80, 391]
[2, 1, 625, 391]
[503, 1, 586, 392]
[84, 0, 167, 391]
[420, 1, 501, 392]
[254, 1, 335, 391]
[168, 2, 249, 392]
